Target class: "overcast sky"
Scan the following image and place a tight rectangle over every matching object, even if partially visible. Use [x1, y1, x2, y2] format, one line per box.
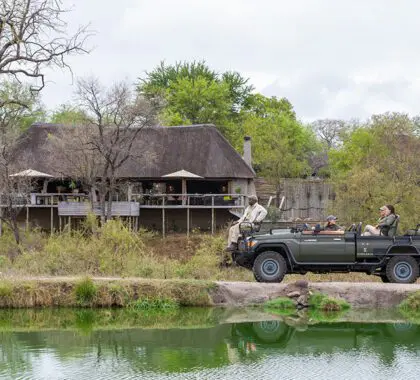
[41, 0, 420, 122]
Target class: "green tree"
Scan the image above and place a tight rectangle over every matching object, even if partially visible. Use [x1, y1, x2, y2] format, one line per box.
[50, 104, 88, 125]
[232, 95, 319, 200]
[137, 60, 254, 129]
[329, 112, 420, 230]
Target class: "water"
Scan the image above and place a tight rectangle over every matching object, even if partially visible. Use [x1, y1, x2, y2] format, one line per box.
[1, 308, 420, 379]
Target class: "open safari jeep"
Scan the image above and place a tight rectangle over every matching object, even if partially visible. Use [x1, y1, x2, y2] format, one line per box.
[232, 222, 420, 284]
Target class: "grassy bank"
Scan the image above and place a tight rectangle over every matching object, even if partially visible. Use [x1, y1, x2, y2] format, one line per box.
[0, 277, 216, 308]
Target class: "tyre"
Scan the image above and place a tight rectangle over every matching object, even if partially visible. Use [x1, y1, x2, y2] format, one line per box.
[253, 251, 287, 283]
[385, 256, 419, 284]
[252, 321, 290, 343]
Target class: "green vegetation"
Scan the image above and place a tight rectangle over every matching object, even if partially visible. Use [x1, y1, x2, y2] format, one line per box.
[264, 297, 296, 311]
[74, 277, 98, 306]
[399, 291, 420, 320]
[0, 221, 253, 282]
[128, 297, 179, 311]
[309, 292, 350, 312]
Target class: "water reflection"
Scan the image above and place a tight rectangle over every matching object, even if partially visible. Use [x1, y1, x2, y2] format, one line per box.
[1, 308, 420, 379]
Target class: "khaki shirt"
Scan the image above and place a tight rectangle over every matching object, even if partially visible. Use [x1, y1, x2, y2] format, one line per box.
[239, 203, 268, 224]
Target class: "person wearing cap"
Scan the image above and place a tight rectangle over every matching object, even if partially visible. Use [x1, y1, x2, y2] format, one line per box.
[324, 215, 343, 231]
[363, 205, 396, 236]
[226, 195, 267, 251]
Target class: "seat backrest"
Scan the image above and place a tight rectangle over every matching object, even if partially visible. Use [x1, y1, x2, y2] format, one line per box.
[388, 215, 400, 237]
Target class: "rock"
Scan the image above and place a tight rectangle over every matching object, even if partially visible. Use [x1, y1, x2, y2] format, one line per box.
[297, 295, 308, 307]
[294, 280, 309, 289]
[287, 291, 301, 298]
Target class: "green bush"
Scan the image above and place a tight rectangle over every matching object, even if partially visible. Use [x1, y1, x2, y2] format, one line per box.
[309, 292, 350, 312]
[74, 277, 97, 306]
[0, 281, 12, 298]
[399, 291, 420, 313]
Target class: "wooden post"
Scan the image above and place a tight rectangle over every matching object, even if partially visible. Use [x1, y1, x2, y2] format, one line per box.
[211, 195, 215, 235]
[186, 196, 190, 238]
[0, 207, 2, 237]
[59, 216, 62, 232]
[68, 216, 71, 232]
[135, 216, 139, 231]
[50, 196, 54, 235]
[26, 206, 29, 231]
[162, 196, 166, 238]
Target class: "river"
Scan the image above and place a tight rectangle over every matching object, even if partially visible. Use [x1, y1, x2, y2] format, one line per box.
[1, 308, 419, 379]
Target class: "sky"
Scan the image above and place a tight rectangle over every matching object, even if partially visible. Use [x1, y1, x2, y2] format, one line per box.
[40, 0, 420, 122]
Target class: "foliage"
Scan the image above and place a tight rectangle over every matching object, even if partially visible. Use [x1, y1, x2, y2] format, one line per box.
[74, 277, 97, 306]
[49, 104, 88, 125]
[329, 113, 420, 230]
[138, 60, 253, 133]
[308, 292, 350, 312]
[264, 297, 296, 310]
[231, 96, 320, 184]
[128, 297, 179, 311]
[399, 291, 420, 313]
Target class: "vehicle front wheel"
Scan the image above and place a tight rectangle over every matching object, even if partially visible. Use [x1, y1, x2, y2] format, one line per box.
[385, 256, 419, 284]
[253, 251, 287, 283]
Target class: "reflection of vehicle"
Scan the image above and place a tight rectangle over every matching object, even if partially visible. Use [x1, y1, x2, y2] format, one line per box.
[230, 319, 420, 361]
[232, 222, 420, 283]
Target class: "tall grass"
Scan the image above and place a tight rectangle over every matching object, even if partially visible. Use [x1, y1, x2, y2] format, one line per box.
[0, 221, 253, 281]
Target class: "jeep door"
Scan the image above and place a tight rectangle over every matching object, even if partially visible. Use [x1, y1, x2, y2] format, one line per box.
[299, 231, 351, 263]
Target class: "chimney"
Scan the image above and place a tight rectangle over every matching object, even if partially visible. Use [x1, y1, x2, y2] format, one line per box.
[243, 136, 252, 168]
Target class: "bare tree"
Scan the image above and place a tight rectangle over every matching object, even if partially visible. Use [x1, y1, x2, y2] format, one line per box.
[0, 0, 90, 100]
[311, 119, 347, 149]
[0, 83, 36, 244]
[55, 77, 158, 223]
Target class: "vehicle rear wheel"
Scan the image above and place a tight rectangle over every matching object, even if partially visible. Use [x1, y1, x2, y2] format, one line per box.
[385, 256, 419, 284]
[253, 251, 287, 283]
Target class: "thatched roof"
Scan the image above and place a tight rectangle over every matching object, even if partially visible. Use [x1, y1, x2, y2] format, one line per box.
[13, 123, 255, 179]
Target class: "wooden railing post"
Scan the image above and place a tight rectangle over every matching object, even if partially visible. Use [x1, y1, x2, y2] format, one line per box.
[211, 195, 215, 235]
[162, 195, 166, 238]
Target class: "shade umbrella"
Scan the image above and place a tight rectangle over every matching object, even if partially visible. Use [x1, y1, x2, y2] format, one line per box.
[9, 169, 53, 178]
[162, 169, 203, 204]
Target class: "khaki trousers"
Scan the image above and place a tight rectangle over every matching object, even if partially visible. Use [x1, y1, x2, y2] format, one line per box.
[363, 225, 380, 236]
[228, 223, 241, 244]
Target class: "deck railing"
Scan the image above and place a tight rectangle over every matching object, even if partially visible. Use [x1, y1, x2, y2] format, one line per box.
[130, 193, 247, 208]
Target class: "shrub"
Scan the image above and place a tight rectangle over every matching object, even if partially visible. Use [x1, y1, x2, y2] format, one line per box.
[399, 291, 420, 313]
[74, 277, 97, 306]
[309, 292, 350, 312]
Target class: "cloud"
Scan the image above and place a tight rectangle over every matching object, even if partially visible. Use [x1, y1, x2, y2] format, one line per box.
[39, 0, 420, 121]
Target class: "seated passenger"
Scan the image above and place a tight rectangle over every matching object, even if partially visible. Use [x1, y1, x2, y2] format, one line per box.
[226, 195, 267, 251]
[324, 215, 343, 231]
[363, 205, 397, 236]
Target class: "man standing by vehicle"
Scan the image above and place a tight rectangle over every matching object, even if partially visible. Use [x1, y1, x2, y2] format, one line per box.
[324, 215, 343, 231]
[226, 195, 267, 251]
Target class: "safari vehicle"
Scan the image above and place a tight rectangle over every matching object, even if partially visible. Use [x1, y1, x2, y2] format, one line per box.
[231, 222, 420, 284]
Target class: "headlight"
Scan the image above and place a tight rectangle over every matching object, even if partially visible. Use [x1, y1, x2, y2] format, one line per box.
[247, 240, 258, 248]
